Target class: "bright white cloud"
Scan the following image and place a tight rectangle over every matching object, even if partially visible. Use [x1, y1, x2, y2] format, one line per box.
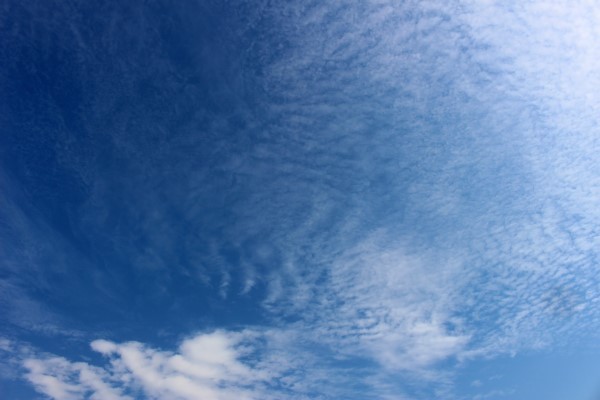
[24, 356, 127, 400]
[22, 331, 280, 400]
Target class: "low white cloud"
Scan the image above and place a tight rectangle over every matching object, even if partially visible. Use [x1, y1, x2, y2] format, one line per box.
[24, 356, 126, 400]
[22, 331, 279, 400]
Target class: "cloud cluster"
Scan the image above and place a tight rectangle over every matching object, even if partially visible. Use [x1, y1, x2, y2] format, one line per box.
[23, 331, 276, 400]
[24, 357, 126, 400]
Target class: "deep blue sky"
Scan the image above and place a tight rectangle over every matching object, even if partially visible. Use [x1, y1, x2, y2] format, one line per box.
[1, 1, 599, 399]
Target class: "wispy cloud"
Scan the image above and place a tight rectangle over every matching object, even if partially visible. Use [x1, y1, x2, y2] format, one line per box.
[2, 0, 599, 398]
[242, 0, 600, 390]
[311, 233, 470, 371]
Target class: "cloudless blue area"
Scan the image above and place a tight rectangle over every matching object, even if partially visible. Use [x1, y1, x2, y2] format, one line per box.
[455, 351, 600, 400]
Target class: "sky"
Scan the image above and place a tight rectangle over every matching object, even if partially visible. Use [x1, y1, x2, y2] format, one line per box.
[0, 0, 599, 399]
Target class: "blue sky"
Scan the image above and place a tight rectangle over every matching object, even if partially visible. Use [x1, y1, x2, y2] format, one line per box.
[1, 0, 599, 399]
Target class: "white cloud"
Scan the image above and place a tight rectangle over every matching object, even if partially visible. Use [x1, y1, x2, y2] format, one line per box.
[22, 331, 281, 400]
[23, 356, 127, 400]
